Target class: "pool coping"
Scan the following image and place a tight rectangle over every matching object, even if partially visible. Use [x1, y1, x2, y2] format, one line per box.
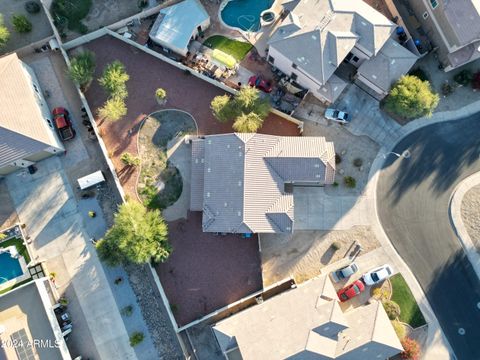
[217, 0, 277, 34]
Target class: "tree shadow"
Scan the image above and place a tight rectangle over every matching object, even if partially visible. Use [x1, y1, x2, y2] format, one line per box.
[384, 117, 480, 205]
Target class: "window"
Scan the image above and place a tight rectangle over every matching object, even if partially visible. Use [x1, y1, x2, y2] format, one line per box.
[290, 72, 298, 81]
[292, 63, 297, 69]
[423, 11, 429, 19]
[430, 0, 438, 9]
[46, 119, 53, 128]
[33, 84, 39, 93]
[268, 55, 275, 64]
[352, 56, 359, 62]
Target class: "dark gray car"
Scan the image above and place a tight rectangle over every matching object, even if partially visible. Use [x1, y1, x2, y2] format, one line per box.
[331, 263, 359, 283]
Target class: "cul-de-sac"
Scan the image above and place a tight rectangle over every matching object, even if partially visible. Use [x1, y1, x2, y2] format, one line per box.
[1, 0, 480, 359]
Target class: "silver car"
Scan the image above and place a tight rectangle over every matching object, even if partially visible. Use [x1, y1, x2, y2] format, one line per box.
[325, 108, 351, 124]
[331, 262, 359, 283]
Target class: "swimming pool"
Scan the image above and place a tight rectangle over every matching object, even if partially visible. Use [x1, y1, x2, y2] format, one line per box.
[0, 251, 23, 284]
[220, 0, 275, 32]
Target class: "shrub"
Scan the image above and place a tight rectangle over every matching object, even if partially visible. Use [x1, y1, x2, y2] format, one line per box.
[98, 97, 127, 121]
[472, 71, 480, 90]
[344, 176, 356, 188]
[385, 75, 439, 119]
[333, 181, 339, 187]
[372, 287, 390, 301]
[0, 15, 10, 48]
[211, 94, 235, 123]
[453, 69, 473, 86]
[401, 337, 421, 360]
[68, 51, 96, 89]
[138, 0, 148, 8]
[129, 332, 144, 347]
[121, 152, 141, 167]
[25, 1, 41, 14]
[353, 158, 363, 167]
[442, 81, 454, 96]
[121, 305, 133, 317]
[392, 320, 406, 340]
[383, 299, 401, 320]
[0, 233, 6, 241]
[12, 14, 32, 33]
[331, 241, 340, 251]
[335, 153, 342, 164]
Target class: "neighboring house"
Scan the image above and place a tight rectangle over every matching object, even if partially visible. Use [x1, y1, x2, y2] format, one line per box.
[0, 279, 72, 360]
[149, 0, 210, 57]
[267, 0, 418, 103]
[0, 53, 64, 176]
[403, 0, 480, 71]
[190, 133, 335, 234]
[213, 275, 403, 360]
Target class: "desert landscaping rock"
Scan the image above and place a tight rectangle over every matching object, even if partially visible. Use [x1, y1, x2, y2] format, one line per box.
[461, 184, 480, 250]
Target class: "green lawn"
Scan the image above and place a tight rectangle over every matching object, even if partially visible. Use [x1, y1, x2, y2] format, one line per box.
[0, 237, 31, 264]
[390, 273, 426, 328]
[203, 35, 253, 61]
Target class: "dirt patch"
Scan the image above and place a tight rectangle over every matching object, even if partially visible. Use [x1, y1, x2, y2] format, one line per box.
[156, 212, 262, 326]
[461, 184, 480, 251]
[138, 110, 196, 209]
[260, 226, 379, 286]
[83, 35, 299, 199]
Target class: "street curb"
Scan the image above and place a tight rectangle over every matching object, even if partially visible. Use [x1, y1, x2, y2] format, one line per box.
[449, 174, 480, 281]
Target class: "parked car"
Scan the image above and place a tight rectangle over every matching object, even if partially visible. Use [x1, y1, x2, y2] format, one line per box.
[362, 264, 394, 286]
[325, 108, 351, 124]
[331, 262, 359, 283]
[248, 75, 273, 93]
[337, 279, 365, 302]
[52, 107, 75, 141]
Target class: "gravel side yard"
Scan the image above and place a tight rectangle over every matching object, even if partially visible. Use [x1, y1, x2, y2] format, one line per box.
[461, 184, 480, 251]
[260, 226, 379, 286]
[82, 35, 299, 199]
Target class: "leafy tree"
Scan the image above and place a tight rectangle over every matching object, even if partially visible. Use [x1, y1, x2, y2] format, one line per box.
[0, 15, 10, 48]
[391, 320, 406, 340]
[211, 94, 235, 123]
[120, 152, 140, 167]
[68, 51, 96, 89]
[210, 87, 271, 132]
[12, 14, 32, 33]
[385, 75, 439, 119]
[233, 112, 264, 133]
[401, 337, 421, 360]
[98, 60, 129, 99]
[98, 96, 127, 121]
[97, 201, 171, 266]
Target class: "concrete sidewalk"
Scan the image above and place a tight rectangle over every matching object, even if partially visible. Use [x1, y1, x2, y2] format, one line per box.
[449, 173, 480, 281]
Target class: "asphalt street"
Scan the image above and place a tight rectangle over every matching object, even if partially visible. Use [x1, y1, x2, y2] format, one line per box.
[377, 115, 480, 360]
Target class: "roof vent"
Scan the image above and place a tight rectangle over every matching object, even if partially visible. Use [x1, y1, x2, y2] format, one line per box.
[207, 192, 211, 197]
[237, 211, 242, 216]
[224, 202, 228, 207]
[207, 168, 211, 172]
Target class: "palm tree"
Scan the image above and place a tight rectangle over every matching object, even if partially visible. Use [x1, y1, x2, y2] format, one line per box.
[98, 96, 127, 121]
[98, 60, 129, 98]
[68, 51, 96, 90]
[232, 112, 264, 133]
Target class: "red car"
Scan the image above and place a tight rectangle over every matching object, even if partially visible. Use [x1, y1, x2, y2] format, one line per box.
[337, 279, 365, 302]
[52, 107, 75, 141]
[248, 75, 273, 93]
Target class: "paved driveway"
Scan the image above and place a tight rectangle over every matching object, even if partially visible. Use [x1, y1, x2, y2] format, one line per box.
[293, 187, 369, 230]
[5, 157, 136, 360]
[377, 116, 480, 360]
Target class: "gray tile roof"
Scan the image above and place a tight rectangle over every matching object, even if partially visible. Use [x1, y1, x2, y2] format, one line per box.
[0, 53, 62, 168]
[443, 0, 480, 46]
[269, 0, 395, 85]
[357, 38, 418, 93]
[213, 275, 403, 360]
[190, 133, 335, 233]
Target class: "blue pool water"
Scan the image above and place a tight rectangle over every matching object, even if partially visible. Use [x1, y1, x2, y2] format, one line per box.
[0, 252, 23, 284]
[221, 0, 274, 32]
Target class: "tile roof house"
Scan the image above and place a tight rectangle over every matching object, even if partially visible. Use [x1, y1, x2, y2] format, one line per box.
[266, 0, 417, 103]
[190, 133, 335, 234]
[149, 0, 210, 57]
[0, 53, 64, 176]
[213, 275, 404, 360]
[402, 0, 480, 71]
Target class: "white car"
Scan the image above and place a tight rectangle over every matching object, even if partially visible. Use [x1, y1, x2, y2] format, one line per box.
[331, 262, 359, 283]
[325, 108, 351, 124]
[362, 264, 393, 286]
